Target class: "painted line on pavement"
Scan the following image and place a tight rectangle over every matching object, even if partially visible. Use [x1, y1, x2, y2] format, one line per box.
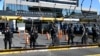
[48, 46, 98, 51]
[0, 46, 99, 55]
[0, 49, 48, 55]
[85, 54, 100, 56]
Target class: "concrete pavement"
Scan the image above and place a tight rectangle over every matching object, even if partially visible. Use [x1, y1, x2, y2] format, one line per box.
[0, 32, 99, 50]
[0, 33, 100, 56]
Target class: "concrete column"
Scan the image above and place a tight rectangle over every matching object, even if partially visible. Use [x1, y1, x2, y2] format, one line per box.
[4, 0, 6, 10]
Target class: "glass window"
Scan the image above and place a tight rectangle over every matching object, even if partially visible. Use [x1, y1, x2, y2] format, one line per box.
[28, 0, 39, 2]
[40, 0, 77, 5]
[6, 4, 11, 11]
[6, 4, 28, 11]
[75, 10, 81, 13]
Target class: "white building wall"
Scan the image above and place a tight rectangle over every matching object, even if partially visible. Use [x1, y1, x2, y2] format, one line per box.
[4, 0, 97, 12]
[4, 0, 76, 10]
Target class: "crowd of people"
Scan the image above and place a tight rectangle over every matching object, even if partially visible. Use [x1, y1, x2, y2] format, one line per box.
[47, 23, 100, 45]
[3, 23, 100, 49]
[3, 26, 38, 49]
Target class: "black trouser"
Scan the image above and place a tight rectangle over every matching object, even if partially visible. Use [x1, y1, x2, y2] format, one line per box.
[30, 37, 36, 48]
[92, 34, 99, 43]
[92, 35, 97, 43]
[51, 34, 60, 46]
[4, 39, 12, 49]
[63, 29, 66, 35]
[68, 34, 74, 44]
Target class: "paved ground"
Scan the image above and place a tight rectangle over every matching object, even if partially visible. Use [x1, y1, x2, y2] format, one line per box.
[0, 33, 100, 56]
[0, 33, 97, 49]
[0, 47, 100, 56]
[0, 33, 95, 50]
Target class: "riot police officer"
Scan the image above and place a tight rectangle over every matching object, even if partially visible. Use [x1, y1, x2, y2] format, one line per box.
[67, 23, 74, 45]
[3, 27, 13, 49]
[30, 26, 38, 48]
[92, 24, 98, 43]
[50, 23, 59, 46]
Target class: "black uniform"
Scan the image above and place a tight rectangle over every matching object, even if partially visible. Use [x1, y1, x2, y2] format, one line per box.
[3, 29, 13, 49]
[67, 24, 74, 45]
[50, 24, 59, 46]
[63, 23, 68, 35]
[92, 25, 97, 43]
[30, 27, 38, 48]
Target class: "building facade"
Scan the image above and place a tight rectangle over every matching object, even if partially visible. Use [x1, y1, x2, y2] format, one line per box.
[0, 0, 98, 33]
[3, 0, 78, 17]
[2, 0, 97, 18]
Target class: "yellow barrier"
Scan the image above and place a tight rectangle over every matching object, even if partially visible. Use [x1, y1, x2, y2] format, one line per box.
[40, 17, 63, 21]
[0, 16, 22, 20]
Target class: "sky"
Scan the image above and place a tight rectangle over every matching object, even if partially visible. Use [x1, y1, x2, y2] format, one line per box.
[79, 0, 100, 14]
[0, 0, 100, 14]
[0, 0, 3, 10]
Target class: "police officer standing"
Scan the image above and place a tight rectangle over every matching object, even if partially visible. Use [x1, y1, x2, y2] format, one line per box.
[92, 24, 97, 43]
[67, 23, 74, 45]
[50, 23, 59, 46]
[3, 27, 13, 49]
[30, 26, 38, 48]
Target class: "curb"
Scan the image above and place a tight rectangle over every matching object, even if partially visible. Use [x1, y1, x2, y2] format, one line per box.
[0, 46, 99, 55]
[0, 44, 99, 52]
[48, 44, 100, 49]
